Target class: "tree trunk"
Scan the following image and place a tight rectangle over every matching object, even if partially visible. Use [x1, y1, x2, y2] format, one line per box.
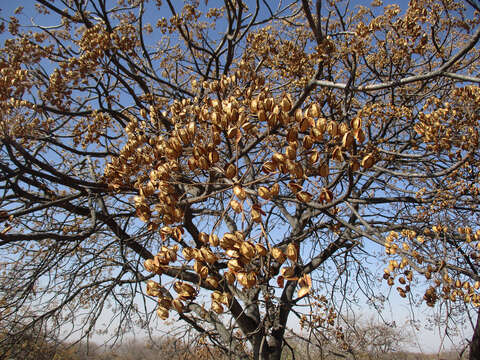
[470, 307, 480, 360]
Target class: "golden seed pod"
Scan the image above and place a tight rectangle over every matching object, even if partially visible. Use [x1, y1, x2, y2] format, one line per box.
[270, 183, 279, 197]
[172, 299, 184, 313]
[156, 306, 169, 320]
[258, 186, 272, 200]
[350, 117, 362, 130]
[194, 261, 209, 279]
[230, 199, 243, 213]
[211, 300, 224, 314]
[255, 243, 268, 256]
[387, 277, 394, 286]
[226, 249, 240, 258]
[332, 146, 344, 162]
[271, 248, 286, 264]
[294, 108, 303, 122]
[209, 233, 220, 247]
[200, 247, 218, 265]
[309, 151, 320, 164]
[281, 97, 292, 112]
[354, 128, 365, 143]
[146, 280, 162, 297]
[286, 146, 296, 160]
[298, 287, 310, 298]
[296, 191, 312, 203]
[198, 156, 209, 170]
[199, 232, 209, 244]
[251, 207, 262, 223]
[237, 271, 248, 287]
[342, 131, 354, 149]
[144, 258, 157, 273]
[281, 266, 298, 280]
[240, 241, 256, 260]
[318, 160, 330, 177]
[224, 271, 236, 285]
[208, 150, 219, 164]
[361, 154, 375, 169]
[350, 159, 360, 172]
[286, 243, 299, 262]
[327, 121, 339, 138]
[399, 277, 406, 285]
[220, 233, 237, 249]
[288, 181, 302, 193]
[227, 259, 243, 273]
[211, 290, 222, 301]
[258, 109, 266, 122]
[302, 135, 314, 150]
[225, 163, 237, 179]
[262, 161, 277, 173]
[246, 271, 257, 288]
[272, 152, 285, 165]
[277, 275, 285, 288]
[205, 276, 219, 288]
[221, 292, 233, 306]
[233, 185, 247, 200]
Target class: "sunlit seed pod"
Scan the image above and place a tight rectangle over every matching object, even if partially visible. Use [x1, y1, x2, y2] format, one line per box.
[144, 259, 157, 273]
[397, 287, 407, 298]
[233, 185, 247, 200]
[311, 127, 323, 141]
[227, 259, 243, 273]
[281, 266, 298, 280]
[406, 271, 413, 282]
[286, 146, 296, 160]
[156, 306, 169, 320]
[258, 186, 272, 200]
[387, 277, 394, 286]
[383, 267, 391, 275]
[225, 163, 237, 179]
[425, 272, 432, 280]
[327, 121, 339, 138]
[237, 272, 248, 287]
[288, 182, 302, 193]
[211, 291, 222, 301]
[230, 199, 243, 213]
[271, 248, 286, 264]
[255, 243, 268, 256]
[309, 151, 320, 164]
[302, 135, 314, 150]
[146, 280, 162, 297]
[272, 152, 285, 165]
[298, 287, 310, 298]
[211, 301, 224, 314]
[319, 161, 329, 177]
[182, 247, 194, 261]
[246, 271, 257, 288]
[250, 99, 259, 112]
[354, 128, 365, 143]
[198, 232, 209, 244]
[264, 98, 274, 112]
[188, 157, 197, 171]
[221, 292, 233, 306]
[209, 234, 219, 247]
[258, 109, 266, 123]
[339, 122, 349, 136]
[361, 154, 375, 169]
[262, 161, 277, 173]
[296, 191, 312, 203]
[208, 150, 219, 164]
[201, 247, 218, 265]
[198, 156, 209, 170]
[270, 183, 280, 197]
[172, 299, 184, 313]
[342, 131, 354, 149]
[332, 146, 344, 162]
[298, 274, 312, 289]
[205, 276, 219, 289]
[399, 277, 406, 285]
[227, 127, 239, 140]
[224, 271, 236, 285]
[309, 103, 320, 118]
[194, 261, 208, 279]
[251, 208, 262, 223]
[294, 108, 303, 122]
[240, 242, 256, 260]
[187, 121, 196, 141]
[226, 249, 240, 258]
[350, 117, 362, 130]
[456, 279, 462, 288]
[281, 97, 292, 112]
[286, 243, 299, 262]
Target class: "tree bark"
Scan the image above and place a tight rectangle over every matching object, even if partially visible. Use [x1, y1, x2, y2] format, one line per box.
[470, 307, 480, 360]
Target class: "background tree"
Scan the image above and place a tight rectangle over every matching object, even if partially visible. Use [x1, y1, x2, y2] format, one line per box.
[2, 0, 480, 359]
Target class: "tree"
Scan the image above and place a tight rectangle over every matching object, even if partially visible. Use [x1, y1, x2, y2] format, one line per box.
[2, 0, 480, 359]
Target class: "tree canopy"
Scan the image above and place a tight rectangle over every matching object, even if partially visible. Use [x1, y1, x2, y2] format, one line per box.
[2, 0, 480, 359]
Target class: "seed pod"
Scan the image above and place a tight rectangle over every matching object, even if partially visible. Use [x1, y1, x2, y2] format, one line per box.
[227, 259, 243, 273]
[255, 243, 268, 256]
[354, 128, 365, 143]
[156, 306, 169, 320]
[225, 163, 237, 179]
[361, 154, 375, 169]
[294, 108, 303, 122]
[172, 299, 184, 313]
[298, 287, 310, 298]
[211, 301, 224, 314]
[230, 199, 243, 213]
[205, 276, 219, 288]
[233, 185, 247, 200]
[270, 183, 280, 197]
[281, 97, 292, 112]
[319, 161, 329, 177]
[146, 280, 162, 297]
[194, 261, 208, 279]
[258, 186, 271, 200]
[251, 207, 262, 223]
[342, 131, 354, 149]
[240, 241, 256, 260]
[237, 272, 248, 287]
[296, 191, 312, 203]
[302, 135, 314, 149]
[198, 232, 209, 244]
[224, 271, 236, 285]
[262, 161, 276, 173]
[286, 243, 299, 262]
[209, 234, 220, 247]
[271, 248, 286, 264]
[200, 247, 218, 264]
[246, 271, 257, 288]
[281, 266, 298, 280]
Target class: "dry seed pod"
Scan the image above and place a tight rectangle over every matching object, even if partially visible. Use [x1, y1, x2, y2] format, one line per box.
[271, 248, 286, 264]
[233, 185, 247, 200]
[258, 186, 272, 200]
[350, 117, 361, 130]
[288, 182, 303, 193]
[319, 161, 329, 177]
[211, 301, 224, 314]
[226, 249, 240, 258]
[298, 287, 310, 298]
[199, 232, 209, 244]
[281, 266, 298, 280]
[224, 271, 236, 285]
[262, 161, 276, 173]
[200, 247, 218, 264]
[286, 243, 299, 262]
[194, 261, 208, 279]
[172, 299, 184, 313]
[246, 271, 257, 288]
[227, 259, 243, 273]
[258, 109, 266, 122]
[332, 146, 344, 162]
[255, 243, 268, 256]
[302, 135, 314, 149]
[251, 207, 262, 223]
[205, 276, 219, 288]
[354, 128, 365, 143]
[342, 131, 354, 149]
[270, 183, 280, 197]
[296, 191, 312, 203]
[361, 154, 375, 169]
[156, 307, 169, 320]
[294, 108, 303, 122]
[237, 272, 248, 287]
[146, 280, 162, 297]
[225, 163, 237, 179]
[230, 199, 243, 213]
[240, 241, 256, 260]
[298, 274, 312, 289]
[277, 275, 285, 288]
[209, 234, 220, 247]
[281, 96, 292, 112]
